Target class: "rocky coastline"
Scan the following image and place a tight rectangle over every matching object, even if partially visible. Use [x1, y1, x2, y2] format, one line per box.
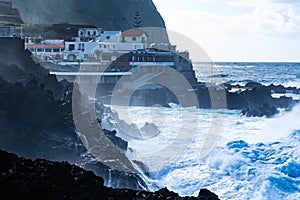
[0, 37, 147, 190]
[121, 78, 298, 118]
[0, 37, 298, 199]
[0, 150, 219, 200]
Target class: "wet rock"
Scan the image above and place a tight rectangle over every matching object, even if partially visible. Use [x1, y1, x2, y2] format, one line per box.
[0, 150, 220, 200]
[198, 189, 220, 200]
[103, 129, 128, 151]
[245, 81, 262, 89]
[241, 102, 279, 118]
[0, 37, 146, 190]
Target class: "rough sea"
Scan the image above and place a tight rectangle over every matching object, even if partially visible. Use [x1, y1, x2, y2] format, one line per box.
[107, 62, 300, 200]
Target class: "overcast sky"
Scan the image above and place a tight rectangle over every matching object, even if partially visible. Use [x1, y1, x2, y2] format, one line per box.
[152, 0, 300, 62]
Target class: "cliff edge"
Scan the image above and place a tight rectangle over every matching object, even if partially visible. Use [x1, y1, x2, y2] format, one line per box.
[11, 0, 165, 30]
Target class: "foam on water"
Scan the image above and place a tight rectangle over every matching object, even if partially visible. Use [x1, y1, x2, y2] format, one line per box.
[104, 62, 300, 199]
[123, 104, 300, 199]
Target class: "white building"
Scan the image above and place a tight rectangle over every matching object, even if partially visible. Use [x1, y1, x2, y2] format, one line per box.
[63, 41, 101, 61]
[63, 28, 148, 62]
[100, 31, 121, 42]
[25, 37, 65, 60]
[121, 29, 147, 43]
[78, 28, 102, 41]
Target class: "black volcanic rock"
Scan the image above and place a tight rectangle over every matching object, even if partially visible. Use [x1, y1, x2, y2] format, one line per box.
[198, 189, 220, 200]
[0, 37, 48, 83]
[0, 150, 220, 200]
[0, 150, 107, 199]
[241, 102, 279, 118]
[11, 0, 165, 30]
[0, 37, 146, 190]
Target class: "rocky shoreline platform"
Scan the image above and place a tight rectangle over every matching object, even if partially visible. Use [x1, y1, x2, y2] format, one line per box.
[0, 150, 219, 200]
[0, 37, 221, 199]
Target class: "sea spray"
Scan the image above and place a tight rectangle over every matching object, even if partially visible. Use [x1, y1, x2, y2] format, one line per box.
[257, 103, 300, 143]
[119, 105, 300, 199]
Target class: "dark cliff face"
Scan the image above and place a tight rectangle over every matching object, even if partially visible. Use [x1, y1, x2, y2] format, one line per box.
[0, 37, 146, 190]
[11, 0, 165, 30]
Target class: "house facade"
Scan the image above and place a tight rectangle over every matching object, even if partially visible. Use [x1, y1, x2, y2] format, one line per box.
[25, 37, 64, 60]
[63, 41, 101, 61]
[63, 28, 148, 62]
[121, 29, 147, 43]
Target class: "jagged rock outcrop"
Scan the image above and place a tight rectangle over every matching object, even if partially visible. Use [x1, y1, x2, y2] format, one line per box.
[11, 0, 165, 30]
[241, 102, 279, 118]
[0, 150, 220, 200]
[125, 81, 297, 118]
[0, 37, 146, 190]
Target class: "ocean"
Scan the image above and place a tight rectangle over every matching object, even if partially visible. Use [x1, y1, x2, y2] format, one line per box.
[111, 62, 300, 199]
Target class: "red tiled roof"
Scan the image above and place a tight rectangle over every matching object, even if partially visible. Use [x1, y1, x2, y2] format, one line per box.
[121, 29, 146, 37]
[25, 43, 65, 49]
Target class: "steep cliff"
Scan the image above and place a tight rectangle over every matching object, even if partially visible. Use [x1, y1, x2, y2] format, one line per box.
[11, 0, 165, 30]
[0, 0, 23, 25]
[0, 37, 146, 190]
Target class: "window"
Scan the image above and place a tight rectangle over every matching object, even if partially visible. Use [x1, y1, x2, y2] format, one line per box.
[93, 31, 96, 35]
[69, 44, 75, 51]
[82, 43, 85, 51]
[80, 31, 83, 36]
[45, 49, 52, 52]
[106, 36, 110, 40]
[132, 37, 136, 41]
[87, 31, 90, 36]
[102, 55, 111, 61]
[37, 48, 43, 52]
[53, 49, 60, 52]
[78, 43, 81, 50]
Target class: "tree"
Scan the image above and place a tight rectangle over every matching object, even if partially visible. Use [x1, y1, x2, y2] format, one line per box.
[133, 11, 142, 28]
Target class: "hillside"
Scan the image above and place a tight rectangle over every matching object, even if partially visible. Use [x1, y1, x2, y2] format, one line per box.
[0, 1, 23, 25]
[11, 0, 165, 30]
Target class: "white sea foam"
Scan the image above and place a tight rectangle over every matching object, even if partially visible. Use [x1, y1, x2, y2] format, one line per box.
[123, 106, 300, 199]
[102, 63, 300, 199]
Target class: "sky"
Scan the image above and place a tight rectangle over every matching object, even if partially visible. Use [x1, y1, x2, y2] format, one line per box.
[152, 0, 300, 62]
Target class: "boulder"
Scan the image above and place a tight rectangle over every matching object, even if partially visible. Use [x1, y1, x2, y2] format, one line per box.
[241, 102, 279, 118]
